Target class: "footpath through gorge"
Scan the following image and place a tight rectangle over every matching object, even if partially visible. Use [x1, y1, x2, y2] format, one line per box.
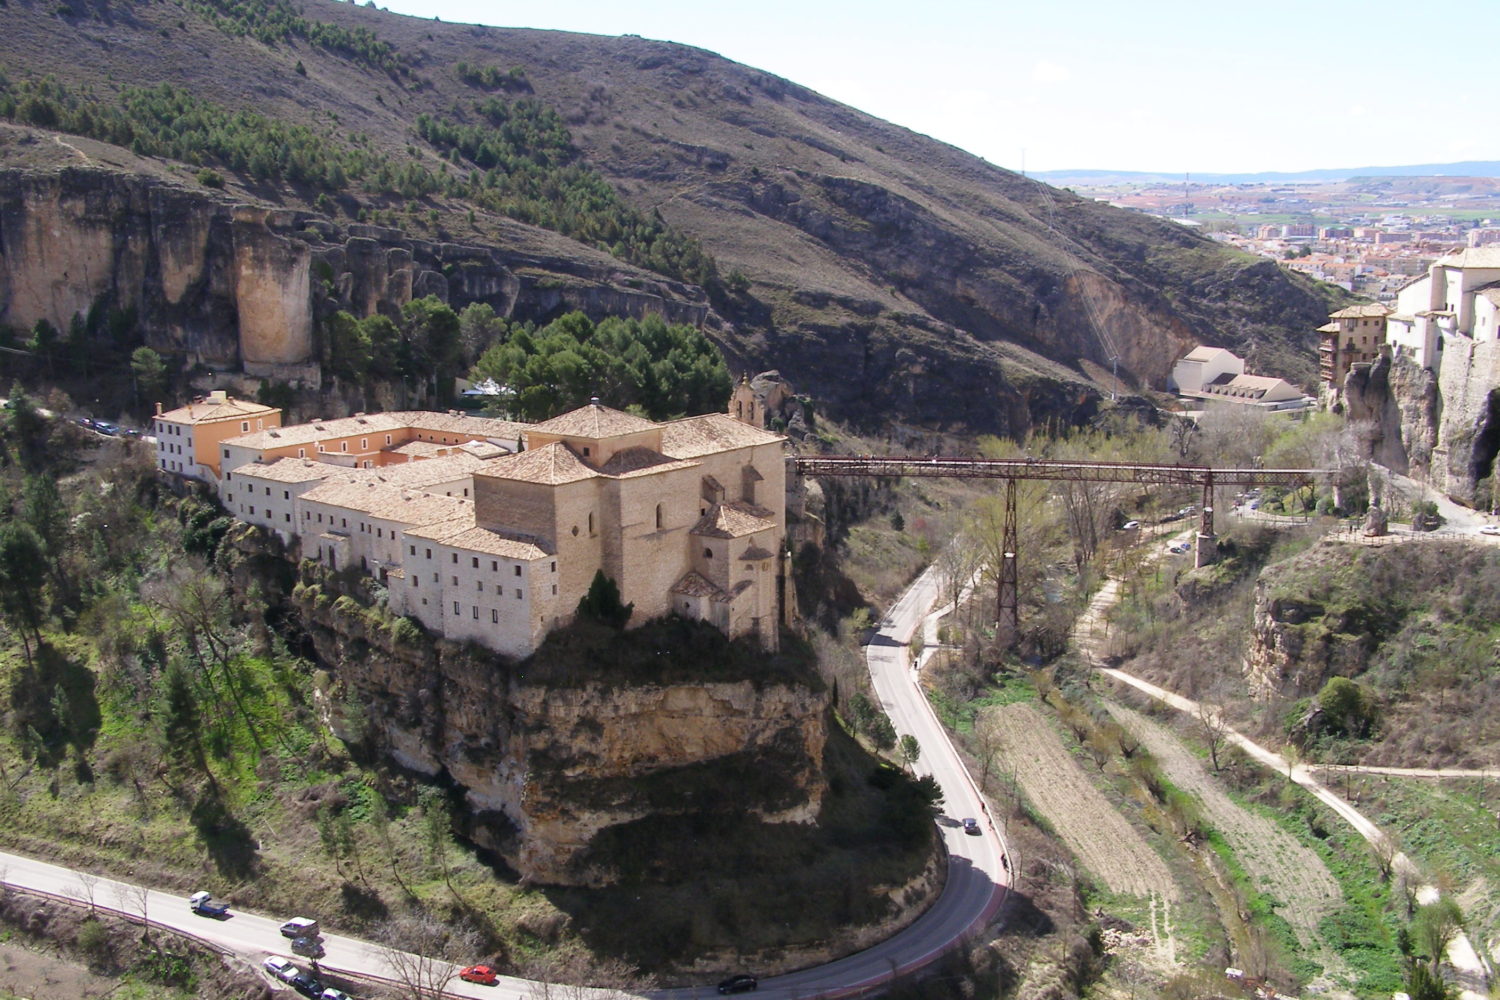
[1071, 570, 1492, 1000]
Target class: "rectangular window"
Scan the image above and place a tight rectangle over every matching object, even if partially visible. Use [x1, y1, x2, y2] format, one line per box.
[411, 576, 418, 587]
[283, 490, 290, 500]
[552, 584, 558, 596]
[361, 438, 368, 450]
[410, 545, 416, 555]
[515, 589, 522, 599]
[551, 562, 557, 573]
[472, 557, 479, 568]
[433, 573, 438, 583]
[453, 602, 460, 615]
[477, 581, 483, 592]
[385, 435, 392, 445]
[491, 561, 498, 572]
[285, 513, 291, 523]
[472, 606, 479, 619]
[492, 609, 499, 623]
[241, 421, 249, 432]
[514, 565, 522, 577]
[298, 448, 306, 458]
[248, 506, 255, 516]
[452, 553, 458, 563]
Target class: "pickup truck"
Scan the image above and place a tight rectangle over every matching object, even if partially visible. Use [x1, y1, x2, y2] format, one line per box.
[188, 891, 230, 918]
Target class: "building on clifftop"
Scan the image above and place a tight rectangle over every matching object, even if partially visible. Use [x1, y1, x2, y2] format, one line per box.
[174, 395, 787, 656]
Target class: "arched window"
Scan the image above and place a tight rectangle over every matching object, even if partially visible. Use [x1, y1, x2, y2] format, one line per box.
[655, 503, 664, 530]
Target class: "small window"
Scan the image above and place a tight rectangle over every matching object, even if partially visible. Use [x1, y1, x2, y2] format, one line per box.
[223, 448, 230, 458]
[451, 553, 458, 564]
[361, 438, 368, 450]
[704, 547, 713, 558]
[655, 503, 664, 530]
[582, 446, 591, 457]
[588, 512, 595, 536]
[552, 584, 558, 595]
[477, 581, 483, 592]
[453, 602, 460, 615]
[240, 421, 249, 432]
[412, 576, 418, 587]
[425, 548, 432, 559]
[472, 606, 479, 620]
[551, 562, 556, 573]
[492, 609, 499, 623]
[514, 565, 522, 577]
[340, 442, 348, 452]
[283, 490, 290, 500]
[410, 545, 416, 555]
[298, 448, 306, 458]
[248, 506, 255, 516]
[472, 557, 480, 568]
[452, 576, 458, 586]
[433, 573, 438, 583]
[385, 435, 392, 445]
[491, 560, 498, 572]
[515, 589, 523, 599]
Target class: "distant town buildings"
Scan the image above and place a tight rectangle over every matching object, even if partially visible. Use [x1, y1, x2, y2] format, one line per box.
[156, 379, 788, 657]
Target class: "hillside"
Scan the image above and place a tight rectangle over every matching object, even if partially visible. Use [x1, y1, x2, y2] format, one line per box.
[0, 0, 1348, 434]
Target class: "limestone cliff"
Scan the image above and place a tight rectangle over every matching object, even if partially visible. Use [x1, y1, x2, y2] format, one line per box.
[289, 576, 828, 886]
[1345, 345, 1500, 503]
[0, 167, 714, 386]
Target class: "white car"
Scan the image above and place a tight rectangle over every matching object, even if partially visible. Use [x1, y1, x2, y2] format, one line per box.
[1120, 520, 1140, 531]
[321, 990, 354, 1000]
[1480, 524, 1500, 536]
[264, 956, 300, 982]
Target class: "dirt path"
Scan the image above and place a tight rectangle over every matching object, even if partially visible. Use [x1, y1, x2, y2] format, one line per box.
[984, 702, 1179, 901]
[1105, 703, 1342, 954]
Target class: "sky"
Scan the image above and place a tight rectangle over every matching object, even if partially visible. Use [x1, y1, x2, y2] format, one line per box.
[371, 0, 1500, 176]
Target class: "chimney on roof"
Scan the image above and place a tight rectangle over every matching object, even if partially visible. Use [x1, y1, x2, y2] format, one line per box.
[155, 402, 163, 416]
[208, 390, 228, 404]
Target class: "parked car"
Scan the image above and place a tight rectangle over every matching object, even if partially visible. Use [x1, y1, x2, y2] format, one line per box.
[188, 891, 230, 918]
[1119, 520, 1140, 531]
[93, 420, 119, 436]
[961, 817, 981, 836]
[718, 975, 758, 994]
[319, 989, 354, 1000]
[263, 956, 299, 982]
[459, 965, 499, 986]
[1480, 524, 1500, 536]
[290, 971, 323, 998]
[280, 917, 319, 938]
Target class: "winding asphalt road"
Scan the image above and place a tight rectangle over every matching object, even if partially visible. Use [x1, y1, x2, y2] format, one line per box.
[0, 564, 1007, 1000]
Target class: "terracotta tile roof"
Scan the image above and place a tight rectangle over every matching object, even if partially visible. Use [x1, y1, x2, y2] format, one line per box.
[530, 401, 660, 439]
[385, 411, 529, 440]
[226, 413, 407, 449]
[299, 480, 472, 524]
[402, 516, 551, 559]
[1437, 248, 1500, 269]
[228, 458, 351, 484]
[597, 447, 699, 478]
[366, 453, 490, 487]
[158, 396, 278, 424]
[1329, 304, 1392, 319]
[671, 571, 723, 598]
[659, 413, 783, 459]
[692, 501, 777, 538]
[224, 411, 523, 451]
[479, 442, 599, 485]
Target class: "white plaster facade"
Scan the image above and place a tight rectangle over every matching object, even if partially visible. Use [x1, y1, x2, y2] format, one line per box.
[1170, 347, 1244, 393]
[1385, 248, 1500, 372]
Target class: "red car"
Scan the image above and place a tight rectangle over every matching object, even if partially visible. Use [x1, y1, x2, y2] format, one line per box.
[459, 965, 499, 986]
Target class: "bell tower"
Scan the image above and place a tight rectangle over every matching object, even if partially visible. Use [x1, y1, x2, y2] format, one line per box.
[729, 372, 763, 428]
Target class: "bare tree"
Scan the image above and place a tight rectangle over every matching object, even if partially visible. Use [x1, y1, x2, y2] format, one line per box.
[1197, 700, 1230, 772]
[72, 872, 99, 913]
[974, 708, 1005, 792]
[114, 881, 154, 945]
[377, 914, 479, 1000]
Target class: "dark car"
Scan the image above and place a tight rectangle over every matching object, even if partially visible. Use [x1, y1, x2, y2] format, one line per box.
[290, 972, 323, 998]
[961, 817, 981, 836]
[718, 975, 758, 994]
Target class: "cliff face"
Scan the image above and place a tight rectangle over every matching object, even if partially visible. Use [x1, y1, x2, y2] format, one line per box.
[291, 580, 827, 886]
[0, 167, 713, 386]
[1344, 346, 1500, 503]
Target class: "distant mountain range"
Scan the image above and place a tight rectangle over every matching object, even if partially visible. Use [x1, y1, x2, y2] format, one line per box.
[1036, 162, 1500, 186]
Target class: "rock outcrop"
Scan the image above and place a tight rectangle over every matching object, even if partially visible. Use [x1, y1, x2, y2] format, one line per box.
[291, 576, 828, 886]
[0, 167, 714, 386]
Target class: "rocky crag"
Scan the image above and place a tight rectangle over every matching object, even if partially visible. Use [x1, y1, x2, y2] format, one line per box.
[278, 558, 827, 886]
[0, 166, 713, 392]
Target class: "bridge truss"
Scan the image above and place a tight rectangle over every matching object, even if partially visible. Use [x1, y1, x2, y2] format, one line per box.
[792, 455, 1325, 643]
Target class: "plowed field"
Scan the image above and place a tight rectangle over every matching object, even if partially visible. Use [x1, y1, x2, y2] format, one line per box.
[986, 702, 1179, 900]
